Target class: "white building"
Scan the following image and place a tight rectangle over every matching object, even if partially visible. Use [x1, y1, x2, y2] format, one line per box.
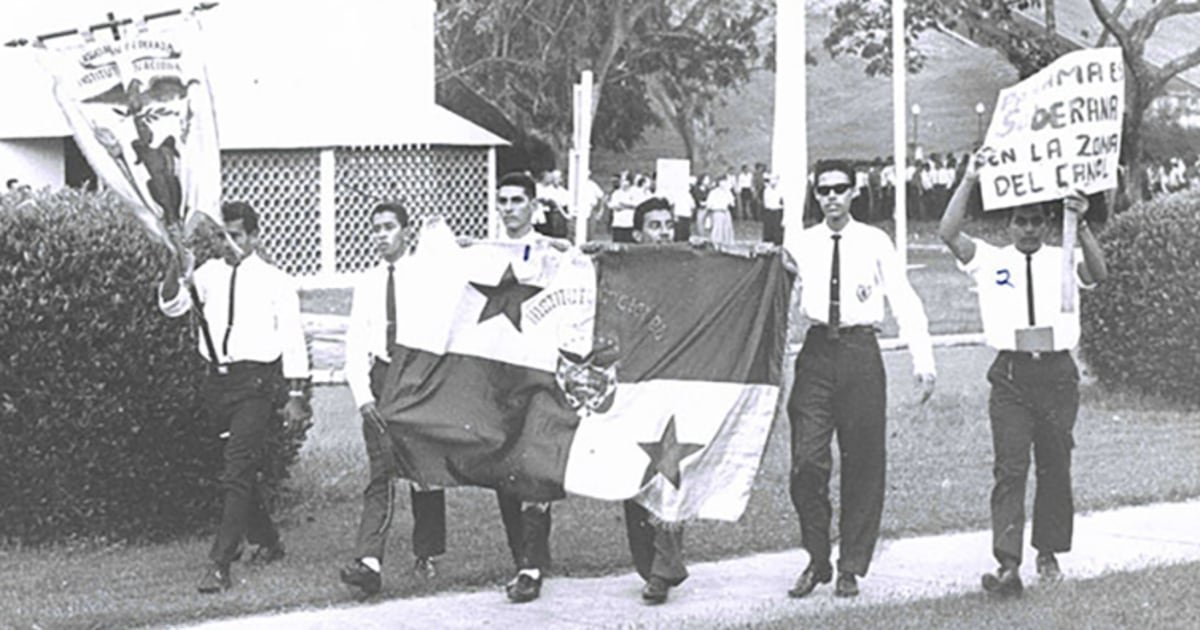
[0, 0, 507, 284]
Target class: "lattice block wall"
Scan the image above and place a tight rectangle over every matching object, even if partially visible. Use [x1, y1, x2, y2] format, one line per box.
[334, 146, 489, 274]
[221, 149, 322, 276]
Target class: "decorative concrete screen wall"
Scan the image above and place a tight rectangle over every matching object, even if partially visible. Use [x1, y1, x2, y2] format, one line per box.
[220, 145, 491, 285]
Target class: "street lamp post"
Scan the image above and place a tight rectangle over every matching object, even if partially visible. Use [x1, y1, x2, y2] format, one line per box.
[911, 104, 921, 154]
[975, 102, 986, 145]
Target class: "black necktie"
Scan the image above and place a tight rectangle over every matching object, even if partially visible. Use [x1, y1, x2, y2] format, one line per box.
[829, 233, 842, 339]
[222, 262, 239, 359]
[1025, 253, 1036, 326]
[385, 263, 396, 349]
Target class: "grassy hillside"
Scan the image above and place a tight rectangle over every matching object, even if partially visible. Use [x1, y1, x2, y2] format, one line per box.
[593, 7, 1019, 180]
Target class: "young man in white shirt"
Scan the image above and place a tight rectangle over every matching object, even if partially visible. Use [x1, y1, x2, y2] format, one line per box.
[339, 203, 445, 598]
[159, 202, 312, 593]
[786, 160, 936, 600]
[939, 150, 1108, 597]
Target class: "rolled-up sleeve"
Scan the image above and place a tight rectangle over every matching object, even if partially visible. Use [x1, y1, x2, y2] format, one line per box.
[345, 273, 375, 409]
[275, 275, 310, 380]
[878, 239, 935, 376]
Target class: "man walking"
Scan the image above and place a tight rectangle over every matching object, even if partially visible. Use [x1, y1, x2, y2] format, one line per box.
[159, 202, 311, 593]
[786, 160, 936, 599]
[339, 202, 445, 598]
[939, 151, 1108, 597]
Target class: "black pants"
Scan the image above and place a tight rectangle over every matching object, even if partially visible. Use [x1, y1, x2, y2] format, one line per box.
[354, 358, 446, 562]
[987, 351, 1079, 567]
[624, 501, 687, 585]
[206, 361, 284, 566]
[674, 217, 693, 242]
[762, 208, 783, 245]
[788, 327, 886, 576]
[612, 227, 635, 243]
[497, 492, 552, 571]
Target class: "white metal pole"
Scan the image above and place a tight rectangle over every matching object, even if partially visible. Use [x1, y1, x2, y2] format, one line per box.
[771, 0, 806, 255]
[574, 71, 593, 245]
[892, 0, 908, 269]
[487, 145, 498, 239]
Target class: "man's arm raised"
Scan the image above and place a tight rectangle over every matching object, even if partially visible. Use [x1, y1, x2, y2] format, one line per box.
[939, 149, 990, 265]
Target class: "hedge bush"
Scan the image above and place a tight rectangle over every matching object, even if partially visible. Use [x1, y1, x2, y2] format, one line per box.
[1080, 190, 1200, 404]
[0, 188, 310, 545]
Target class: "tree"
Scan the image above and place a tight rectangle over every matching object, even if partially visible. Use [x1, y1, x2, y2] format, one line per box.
[435, 0, 769, 168]
[824, 0, 1200, 210]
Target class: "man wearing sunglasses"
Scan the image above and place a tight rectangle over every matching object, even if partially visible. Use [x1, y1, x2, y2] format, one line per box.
[786, 160, 937, 599]
[938, 149, 1108, 598]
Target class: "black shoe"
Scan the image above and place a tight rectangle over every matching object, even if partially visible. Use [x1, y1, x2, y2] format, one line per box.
[414, 556, 438, 580]
[339, 560, 382, 597]
[506, 573, 542, 603]
[787, 563, 832, 598]
[982, 565, 1023, 597]
[1037, 553, 1062, 582]
[834, 573, 859, 598]
[642, 576, 671, 605]
[249, 542, 286, 565]
[197, 563, 231, 594]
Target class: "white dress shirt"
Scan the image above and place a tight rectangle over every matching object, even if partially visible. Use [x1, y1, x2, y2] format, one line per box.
[609, 187, 640, 228]
[159, 253, 310, 379]
[763, 184, 784, 211]
[960, 239, 1093, 351]
[345, 259, 410, 408]
[704, 186, 734, 211]
[788, 220, 935, 375]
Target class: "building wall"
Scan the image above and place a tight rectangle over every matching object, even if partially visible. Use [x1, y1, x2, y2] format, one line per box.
[0, 138, 64, 190]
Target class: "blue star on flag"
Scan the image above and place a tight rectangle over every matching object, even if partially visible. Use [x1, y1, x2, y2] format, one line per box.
[639, 416, 704, 489]
[469, 263, 544, 331]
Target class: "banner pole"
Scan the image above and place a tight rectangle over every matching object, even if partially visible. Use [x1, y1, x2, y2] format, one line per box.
[5, 2, 220, 47]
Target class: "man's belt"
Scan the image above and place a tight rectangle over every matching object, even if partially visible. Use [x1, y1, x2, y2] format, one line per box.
[999, 349, 1069, 361]
[809, 324, 879, 336]
[207, 359, 280, 376]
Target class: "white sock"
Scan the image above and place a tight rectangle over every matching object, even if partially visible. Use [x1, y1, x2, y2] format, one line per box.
[517, 568, 541, 580]
[361, 557, 381, 573]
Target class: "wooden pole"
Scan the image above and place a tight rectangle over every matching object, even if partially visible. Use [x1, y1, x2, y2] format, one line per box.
[1061, 210, 1077, 312]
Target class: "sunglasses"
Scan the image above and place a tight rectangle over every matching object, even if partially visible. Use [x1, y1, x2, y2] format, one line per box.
[815, 183, 852, 197]
[1012, 216, 1046, 227]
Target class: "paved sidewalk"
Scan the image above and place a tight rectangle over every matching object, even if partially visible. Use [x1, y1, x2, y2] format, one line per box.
[181, 499, 1200, 630]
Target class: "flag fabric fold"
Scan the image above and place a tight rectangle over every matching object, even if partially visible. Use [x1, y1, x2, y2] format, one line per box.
[377, 239, 791, 522]
[36, 14, 222, 246]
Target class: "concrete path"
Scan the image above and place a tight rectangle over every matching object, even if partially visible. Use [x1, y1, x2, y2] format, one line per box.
[180, 499, 1200, 629]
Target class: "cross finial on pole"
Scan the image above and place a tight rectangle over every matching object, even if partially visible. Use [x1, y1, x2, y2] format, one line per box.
[106, 12, 122, 41]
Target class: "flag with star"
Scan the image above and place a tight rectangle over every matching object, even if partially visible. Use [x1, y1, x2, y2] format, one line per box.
[377, 235, 791, 522]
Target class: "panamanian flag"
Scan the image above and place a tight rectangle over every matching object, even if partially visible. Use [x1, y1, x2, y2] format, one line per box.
[377, 224, 791, 522]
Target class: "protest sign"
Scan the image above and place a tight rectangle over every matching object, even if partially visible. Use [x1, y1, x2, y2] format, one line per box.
[980, 47, 1124, 211]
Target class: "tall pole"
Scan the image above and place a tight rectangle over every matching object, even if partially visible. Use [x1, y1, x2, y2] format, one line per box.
[571, 71, 593, 245]
[892, 0, 907, 268]
[771, 0, 807, 255]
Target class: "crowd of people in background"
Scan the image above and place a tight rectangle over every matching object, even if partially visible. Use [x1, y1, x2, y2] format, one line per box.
[1143, 154, 1200, 199]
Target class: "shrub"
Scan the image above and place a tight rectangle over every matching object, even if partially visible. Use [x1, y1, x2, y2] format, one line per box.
[0, 188, 310, 545]
[1080, 190, 1200, 404]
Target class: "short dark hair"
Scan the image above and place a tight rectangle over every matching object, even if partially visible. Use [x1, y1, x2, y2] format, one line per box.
[5, 178, 18, 189]
[633, 197, 672, 231]
[221, 201, 259, 234]
[370, 202, 409, 228]
[497, 171, 536, 199]
[813, 159, 854, 184]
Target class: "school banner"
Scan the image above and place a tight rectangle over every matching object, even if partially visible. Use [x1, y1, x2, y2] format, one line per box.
[36, 14, 221, 247]
[980, 47, 1125, 210]
[377, 234, 791, 523]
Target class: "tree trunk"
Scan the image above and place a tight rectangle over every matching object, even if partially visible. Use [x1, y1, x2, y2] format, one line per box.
[1119, 76, 1150, 210]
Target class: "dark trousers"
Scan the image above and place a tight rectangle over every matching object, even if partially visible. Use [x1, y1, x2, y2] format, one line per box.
[624, 501, 687, 586]
[987, 351, 1079, 567]
[612, 227, 635, 243]
[206, 361, 283, 566]
[497, 492, 552, 571]
[762, 208, 783, 245]
[674, 217, 693, 242]
[354, 358, 446, 562]
[788, 327, 886, 576]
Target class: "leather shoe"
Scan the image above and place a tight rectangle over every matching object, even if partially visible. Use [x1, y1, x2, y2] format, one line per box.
[641, 576, 671, 605]
[506, 573, 542, 603]
[339, 560, 382, 597]
[197, 563, 231, 594]
[249, 542, 286, 565]
[834, 573, 859, 598]
[787, 563, 832, 598]
[982, 565, 1023, 597]
[1037, 553, 1062, 582]
[413, 556, 438, 580]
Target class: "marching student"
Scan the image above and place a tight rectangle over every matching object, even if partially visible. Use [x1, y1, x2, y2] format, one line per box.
[785, 160, 936, 600]
[339, 202, 445, 599]
[939, 149, 1108, 597]
[159, 202, 311, 593]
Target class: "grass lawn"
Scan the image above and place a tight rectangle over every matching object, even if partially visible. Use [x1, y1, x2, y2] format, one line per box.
[2, 346, 1197, 629]
[758, 561, 1200, 630]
